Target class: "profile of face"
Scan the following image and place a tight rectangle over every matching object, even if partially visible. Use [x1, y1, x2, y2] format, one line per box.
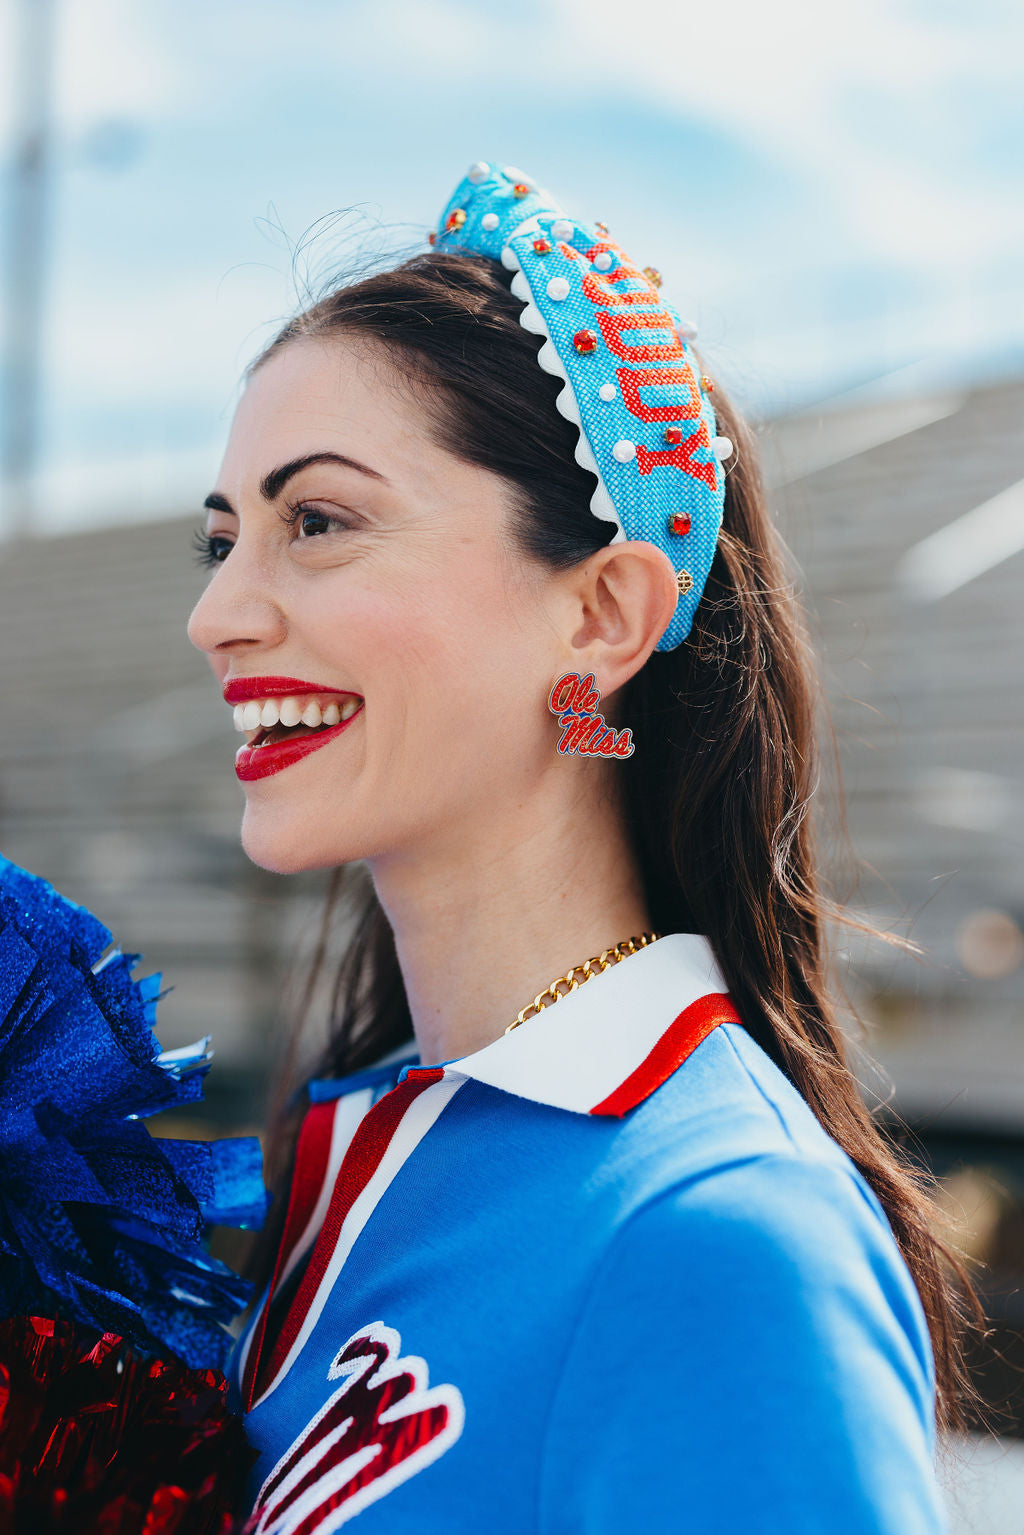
[187, 337, 556, 874]
[188, 335, 676, 877]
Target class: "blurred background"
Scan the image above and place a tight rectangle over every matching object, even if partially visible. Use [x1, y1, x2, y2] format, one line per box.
[1, 0, 1022, 1524]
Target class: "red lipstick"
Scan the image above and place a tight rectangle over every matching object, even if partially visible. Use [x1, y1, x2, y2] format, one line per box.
[234, 711, 361, 782]
[226, 675, 364, 783]
[223, 675, 359, 705]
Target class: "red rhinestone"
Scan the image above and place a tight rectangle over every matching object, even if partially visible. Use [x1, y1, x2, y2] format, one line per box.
[700, 374, 714, 392]
[513, 182, 530, 198]
[573, 329, 598, 355]
[532, 237, 552, 254]
[663, 426, 684, 445]
[668, 512, 692, 537]
[446, 208, 467, 231]
[427, 231, 437, 246]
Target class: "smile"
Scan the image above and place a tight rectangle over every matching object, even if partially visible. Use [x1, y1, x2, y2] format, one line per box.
[223, 675, 363, 784]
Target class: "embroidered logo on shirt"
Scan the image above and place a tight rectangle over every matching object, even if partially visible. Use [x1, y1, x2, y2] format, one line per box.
[249, 1321, 465, 1533]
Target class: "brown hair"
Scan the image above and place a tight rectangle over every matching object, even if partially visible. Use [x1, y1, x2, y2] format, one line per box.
[243, 248, 988, 1440]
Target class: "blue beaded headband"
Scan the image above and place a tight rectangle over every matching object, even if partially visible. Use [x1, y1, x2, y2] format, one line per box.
[432, 159, 732, 651]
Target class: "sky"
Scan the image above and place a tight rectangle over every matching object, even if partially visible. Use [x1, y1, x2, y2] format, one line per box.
[1, 0, 1022, 534]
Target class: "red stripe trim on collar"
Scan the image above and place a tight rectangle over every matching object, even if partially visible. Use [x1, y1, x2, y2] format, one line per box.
[589, 991, 740, 1117]
[441, 935, 732, 1116]
[246, 1068, 445, 1412]
[242, 1098, 336, 1412]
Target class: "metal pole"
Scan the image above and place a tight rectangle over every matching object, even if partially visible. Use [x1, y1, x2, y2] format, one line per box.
[2, 0, 57, 541]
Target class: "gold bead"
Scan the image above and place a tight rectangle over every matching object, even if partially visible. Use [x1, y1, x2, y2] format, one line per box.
[643, 265, 663, 287]
[676, 569, 694, 595]
[700, 374, 714, 392]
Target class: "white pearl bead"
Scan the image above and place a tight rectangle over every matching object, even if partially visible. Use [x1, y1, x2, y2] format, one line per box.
[612, 439, 636, 463]
[546, 276, 571, 301]
[675, 318, 699, 340]
[467, 161, 489, 183]
[711, 435, 734, 460]
[593, 252, 613, 272]
[551, 218, 574, 241]
[599, 382, 617, 401]
[481, 212, 499, 231]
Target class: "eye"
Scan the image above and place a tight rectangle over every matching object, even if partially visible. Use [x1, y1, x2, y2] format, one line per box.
[192, 527, 234, 566]
[283, 503, 348, 539]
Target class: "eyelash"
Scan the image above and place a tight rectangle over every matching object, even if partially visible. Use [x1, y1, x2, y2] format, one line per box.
[191, 503, 350, 567]
[192, 526, 231, 568]
[278, 502, 350, 538]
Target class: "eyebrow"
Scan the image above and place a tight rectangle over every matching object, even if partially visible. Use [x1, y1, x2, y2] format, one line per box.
[203, 451, 390, 515]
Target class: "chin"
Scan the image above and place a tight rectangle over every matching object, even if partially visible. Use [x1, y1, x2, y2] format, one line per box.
[239, 803, 354, 875]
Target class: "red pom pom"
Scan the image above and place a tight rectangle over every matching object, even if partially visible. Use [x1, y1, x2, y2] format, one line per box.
[0, 1315, 258, 1532]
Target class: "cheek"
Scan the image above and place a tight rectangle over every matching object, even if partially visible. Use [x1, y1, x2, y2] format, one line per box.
[312, 544, 550, 771]
[345, 545, 508, 682]
[382, 583, 549, 773]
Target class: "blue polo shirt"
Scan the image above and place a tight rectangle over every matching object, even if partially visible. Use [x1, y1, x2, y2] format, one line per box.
[230, 933, 947, 1533]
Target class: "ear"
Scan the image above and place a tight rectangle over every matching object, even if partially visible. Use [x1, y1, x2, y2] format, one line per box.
[564, 539, 680, 695]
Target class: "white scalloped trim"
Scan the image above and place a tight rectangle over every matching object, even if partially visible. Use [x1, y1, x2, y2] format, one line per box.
[505, 260, 623, 538]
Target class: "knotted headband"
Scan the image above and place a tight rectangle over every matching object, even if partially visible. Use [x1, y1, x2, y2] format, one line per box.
[432, 159, 732, 651]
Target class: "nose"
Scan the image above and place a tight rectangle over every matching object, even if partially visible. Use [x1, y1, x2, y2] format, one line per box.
[187, 541, 288, 660]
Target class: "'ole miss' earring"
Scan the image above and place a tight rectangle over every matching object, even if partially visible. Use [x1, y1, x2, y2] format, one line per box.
[548, 672, 634, 758]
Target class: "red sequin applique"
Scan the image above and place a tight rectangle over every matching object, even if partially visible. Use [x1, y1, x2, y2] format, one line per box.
[248, 1322, 464, 1533]
[595, 309, 685, 364]
[636, 420, 718, 490]
[616, 365, 702, 423]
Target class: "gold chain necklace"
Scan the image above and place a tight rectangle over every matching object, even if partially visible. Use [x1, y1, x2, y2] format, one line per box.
[504, 932, 661, 1035]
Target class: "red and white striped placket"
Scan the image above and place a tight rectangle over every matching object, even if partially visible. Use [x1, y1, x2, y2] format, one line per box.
[243, 1067, 460, 1412]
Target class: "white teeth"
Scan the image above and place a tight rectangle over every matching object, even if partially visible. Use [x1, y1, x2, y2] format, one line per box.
[232, 693, 361, 736]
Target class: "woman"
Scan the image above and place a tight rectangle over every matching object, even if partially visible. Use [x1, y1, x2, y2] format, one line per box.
[188, 161, 980, 1532]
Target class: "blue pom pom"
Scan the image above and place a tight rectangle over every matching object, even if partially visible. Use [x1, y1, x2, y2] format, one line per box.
[0, 856, 270, 1369]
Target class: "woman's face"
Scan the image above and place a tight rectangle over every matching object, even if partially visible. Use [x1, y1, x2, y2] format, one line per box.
[188, 335, 575, 875]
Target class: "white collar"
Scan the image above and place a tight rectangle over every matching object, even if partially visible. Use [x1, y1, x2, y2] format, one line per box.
[403, 933, 736, 1118]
